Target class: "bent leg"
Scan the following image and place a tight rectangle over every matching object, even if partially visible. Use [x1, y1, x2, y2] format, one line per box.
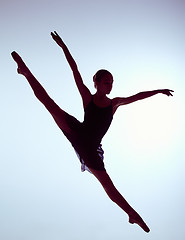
[88, 167, 150, 233]
[11, 51, 71, 133]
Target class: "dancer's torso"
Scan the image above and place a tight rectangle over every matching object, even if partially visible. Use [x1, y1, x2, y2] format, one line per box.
[81, 97, 113, 147]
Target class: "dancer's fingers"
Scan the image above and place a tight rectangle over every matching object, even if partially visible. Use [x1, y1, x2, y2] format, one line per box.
[54, 31, 60, 37]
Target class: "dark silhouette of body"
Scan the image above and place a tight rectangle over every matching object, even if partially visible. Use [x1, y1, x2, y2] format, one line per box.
[11, 31, 173, 233]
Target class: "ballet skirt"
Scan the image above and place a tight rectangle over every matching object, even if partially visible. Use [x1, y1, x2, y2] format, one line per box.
[62, 96, 113, 172]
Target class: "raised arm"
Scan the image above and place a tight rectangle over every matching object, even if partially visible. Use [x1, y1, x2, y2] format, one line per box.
[51, 31, 91, 107]
[112, 89, 173, 113]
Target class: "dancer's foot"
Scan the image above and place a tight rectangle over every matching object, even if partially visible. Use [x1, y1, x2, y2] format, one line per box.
[11, 51, 31, 76]
[129, 212, 150, 233]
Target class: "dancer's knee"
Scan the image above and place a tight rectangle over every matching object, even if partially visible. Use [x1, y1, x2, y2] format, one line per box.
[89, 169, 118, 202]
[103, 184, 119, 202]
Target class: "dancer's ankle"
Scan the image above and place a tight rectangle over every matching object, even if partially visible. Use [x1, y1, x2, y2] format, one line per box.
[17, 67, 31, 77]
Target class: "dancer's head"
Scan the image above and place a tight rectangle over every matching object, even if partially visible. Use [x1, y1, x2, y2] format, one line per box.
[93, 69, 113, 95]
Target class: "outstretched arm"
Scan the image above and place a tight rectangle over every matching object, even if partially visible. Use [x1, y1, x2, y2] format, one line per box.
[51, 31, 91, 107]
[112, 89, 173, 112]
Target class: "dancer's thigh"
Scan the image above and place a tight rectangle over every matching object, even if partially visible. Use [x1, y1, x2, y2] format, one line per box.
[44, 97, 72, 133]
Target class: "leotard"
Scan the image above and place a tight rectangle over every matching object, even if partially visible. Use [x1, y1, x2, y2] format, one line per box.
[62, 95, 113, 171]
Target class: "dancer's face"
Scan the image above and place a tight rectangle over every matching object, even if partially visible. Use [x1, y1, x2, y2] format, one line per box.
[95, 74, 113, 95]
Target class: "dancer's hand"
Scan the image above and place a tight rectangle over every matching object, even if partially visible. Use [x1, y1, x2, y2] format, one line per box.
[160, 89, 174, 96]
[51, 31, 64, 48]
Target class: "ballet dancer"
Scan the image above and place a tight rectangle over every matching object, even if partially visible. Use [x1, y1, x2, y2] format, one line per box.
[11, 31, 173, 233]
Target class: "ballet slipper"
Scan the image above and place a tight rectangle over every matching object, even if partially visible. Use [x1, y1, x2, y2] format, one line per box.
[129, 214, 150, 233]
[11, 51, 30, 76]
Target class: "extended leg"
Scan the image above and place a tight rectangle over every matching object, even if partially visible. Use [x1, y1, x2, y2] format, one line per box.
[88, 167, 150, 233]
[11, 51, 71, 133]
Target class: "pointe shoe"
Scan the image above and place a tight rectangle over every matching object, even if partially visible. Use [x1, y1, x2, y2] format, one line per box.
[11, 51, 23, 66]
[11, 51, 20, 61]
[129, 215, 150, 233]
[11, 51, 29, 75]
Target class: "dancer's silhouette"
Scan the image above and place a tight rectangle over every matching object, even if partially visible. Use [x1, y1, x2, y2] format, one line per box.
[11, 31, 173, 233]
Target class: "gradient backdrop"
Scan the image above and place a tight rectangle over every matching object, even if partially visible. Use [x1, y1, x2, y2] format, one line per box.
[1, 0, 185, 239]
